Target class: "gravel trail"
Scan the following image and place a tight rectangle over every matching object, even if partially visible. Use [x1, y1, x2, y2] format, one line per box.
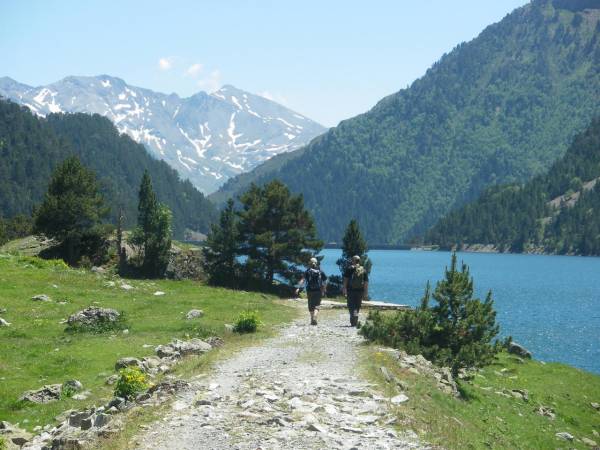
[135, 310, 428, 450]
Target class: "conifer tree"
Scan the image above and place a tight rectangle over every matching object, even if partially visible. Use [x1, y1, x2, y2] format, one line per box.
[237, 180, 322, 285]
[431, 253, 501, 375]
[34, 156, 109, 264]
[203, 199, 240, 287]
[130, 171, 172, 277]
[337, 219, 372, 275]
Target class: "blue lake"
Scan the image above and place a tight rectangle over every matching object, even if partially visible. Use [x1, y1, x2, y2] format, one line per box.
[318, 249, 600, 375]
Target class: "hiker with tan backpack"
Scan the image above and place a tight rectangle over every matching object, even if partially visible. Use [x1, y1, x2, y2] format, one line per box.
[342, 255, 369, 327]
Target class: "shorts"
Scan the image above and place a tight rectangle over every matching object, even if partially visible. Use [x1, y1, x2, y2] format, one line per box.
[307, 290, 322, 312]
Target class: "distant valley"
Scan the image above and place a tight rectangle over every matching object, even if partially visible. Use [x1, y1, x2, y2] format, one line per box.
[0, 76, 325, 193]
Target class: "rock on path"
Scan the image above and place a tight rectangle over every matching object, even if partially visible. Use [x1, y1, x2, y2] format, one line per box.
[135, 312, 428, 450]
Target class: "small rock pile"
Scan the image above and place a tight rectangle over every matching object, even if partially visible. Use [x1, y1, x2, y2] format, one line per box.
[379, 348, 460, 397]
[67, 306, 120, 328]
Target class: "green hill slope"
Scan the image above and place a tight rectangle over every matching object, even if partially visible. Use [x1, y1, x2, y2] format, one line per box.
[216, 0, 600, 244]
[426, 117, 600, 255]
[0, 100, 217, 238]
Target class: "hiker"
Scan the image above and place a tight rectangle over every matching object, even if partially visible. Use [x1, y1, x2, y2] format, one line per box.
[342, 255, 369, 327]
[295, 257, 327, 325]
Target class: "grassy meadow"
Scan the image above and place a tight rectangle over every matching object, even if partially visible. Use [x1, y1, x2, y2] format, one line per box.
[362, 347, 600, 449]
[0, 253, 297, 430]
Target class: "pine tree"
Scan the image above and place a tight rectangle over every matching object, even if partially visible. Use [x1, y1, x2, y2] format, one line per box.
[431, 253, 501, 375]
[203, 199, 240, 287]
[337, 219, 372, 275]
[237, 180, 322, 286]
[34, 156, 109, 264]
[130, 172, 172, 277]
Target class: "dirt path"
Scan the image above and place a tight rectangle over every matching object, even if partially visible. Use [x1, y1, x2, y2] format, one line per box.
[135, 310, 427, 449]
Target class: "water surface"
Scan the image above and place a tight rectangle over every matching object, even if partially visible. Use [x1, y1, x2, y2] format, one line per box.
[319, 249, 600, 374]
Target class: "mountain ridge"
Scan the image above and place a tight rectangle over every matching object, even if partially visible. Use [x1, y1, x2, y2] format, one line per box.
[216, 0, 600, 244]
[0, 75, 326, 193]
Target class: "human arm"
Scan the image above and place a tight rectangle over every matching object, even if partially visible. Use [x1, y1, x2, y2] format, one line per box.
[342, 277, 348, 296]
[321, 271, 327, 296]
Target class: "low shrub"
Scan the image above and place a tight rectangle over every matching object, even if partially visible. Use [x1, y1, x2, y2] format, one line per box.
[360, 253, 501, 375]
[233, 311, 262, 333]
[0, 436, 6, 450]
[114, 367, 149, 399]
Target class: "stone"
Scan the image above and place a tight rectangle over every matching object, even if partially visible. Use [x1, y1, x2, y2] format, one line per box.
[380, 366, 393, 383]
[63, 379, 83, 392]
[31, 294, 51, 302]
[591, 402, 600, 410]
[555, 431, 574, 441]
[0, 308, 6, 313]
[535, 405, 555, 420]
[10, 431, 33, 446]
[306, 423, 327, 433]
[224, 324, 235, 332]
[120, 283, 134, 290]
[0, 317, 11, 326]
[115, 357, 143, 371]
[104, 281, 116, 287]
[68, 411, 92, 428]
[67, 306, 120, 328]
[511, 389, 529, 402]
[205, 336, 224, 348]
[185, 309, 204, 319]
[94, 413, 111, 428]
[156, 338, 212, 359]
[508, 342, 532, 359]
[582, 437, 598, 447]
[390, 394, 409, 404]
[105, 374, 119, 385]
[153, 291, 165, 296]
[19, 384, 62, 403]
[91, 266, 106, 274]
[72, 391, 91, 400]
[107, 397, 126, 409]
[80, 416, 94, 430]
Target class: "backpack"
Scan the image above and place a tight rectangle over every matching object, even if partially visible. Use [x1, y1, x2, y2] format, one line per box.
[350, 265, 366, 290]
[306, 268, 322, 291]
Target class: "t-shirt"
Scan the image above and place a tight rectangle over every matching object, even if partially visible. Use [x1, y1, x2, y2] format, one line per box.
[304, 268, 327, 291]
[344, 265, 369, 291]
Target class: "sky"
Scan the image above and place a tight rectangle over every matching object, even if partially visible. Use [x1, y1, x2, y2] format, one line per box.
[1, 1, 529, 127]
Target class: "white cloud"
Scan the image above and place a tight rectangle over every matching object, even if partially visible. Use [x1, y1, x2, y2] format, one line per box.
[158, 57, 174, 71]
[259, 91, 289, 106]
[197, 70, 222, 93]
[185, 63, 204, 77]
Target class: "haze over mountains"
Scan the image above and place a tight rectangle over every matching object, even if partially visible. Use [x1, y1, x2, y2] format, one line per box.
[217, 0, 600, 244]
[0, 76, 325, 193]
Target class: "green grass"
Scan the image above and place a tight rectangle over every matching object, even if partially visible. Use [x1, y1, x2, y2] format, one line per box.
[362, 347, 600, 449]
[0, 253, 296, 430]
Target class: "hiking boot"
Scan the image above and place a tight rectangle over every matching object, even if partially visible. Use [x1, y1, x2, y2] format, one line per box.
[311, 319, 317, 326]
[350, 316, 357, 327]
[356, 320, 362, 329]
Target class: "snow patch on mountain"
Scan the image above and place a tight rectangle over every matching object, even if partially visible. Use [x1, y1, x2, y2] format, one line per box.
[0, 76, 326, 193]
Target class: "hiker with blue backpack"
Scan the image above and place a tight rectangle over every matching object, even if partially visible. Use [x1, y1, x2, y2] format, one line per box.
[295, 257, 327, 325]
[342, 255, 369, 327]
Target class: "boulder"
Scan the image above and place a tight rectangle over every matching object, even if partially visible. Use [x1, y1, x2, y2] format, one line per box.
[67, 306, 120, 327]
[115, 357, 143, 371]
[390, 394, 409, 404]
[155, 338, 211, 359]
[62, 379, 84, 393]
[185, 309, 204, 320]
[582, 437, 598, 447]
[153, 291, 165, 296]
[31, 294, 51, 302]
[555, 432, 574, 441]
[0, 317, 11, 327]
[508, 342, 532, 359]
[205, 336, 224, 348]
[19, 384, 62, 403]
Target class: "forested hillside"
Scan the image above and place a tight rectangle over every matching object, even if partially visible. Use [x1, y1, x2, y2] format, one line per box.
[217, 0, 600, 244]
[0, 100, 217, 238]
[426, 118, 600, 255]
